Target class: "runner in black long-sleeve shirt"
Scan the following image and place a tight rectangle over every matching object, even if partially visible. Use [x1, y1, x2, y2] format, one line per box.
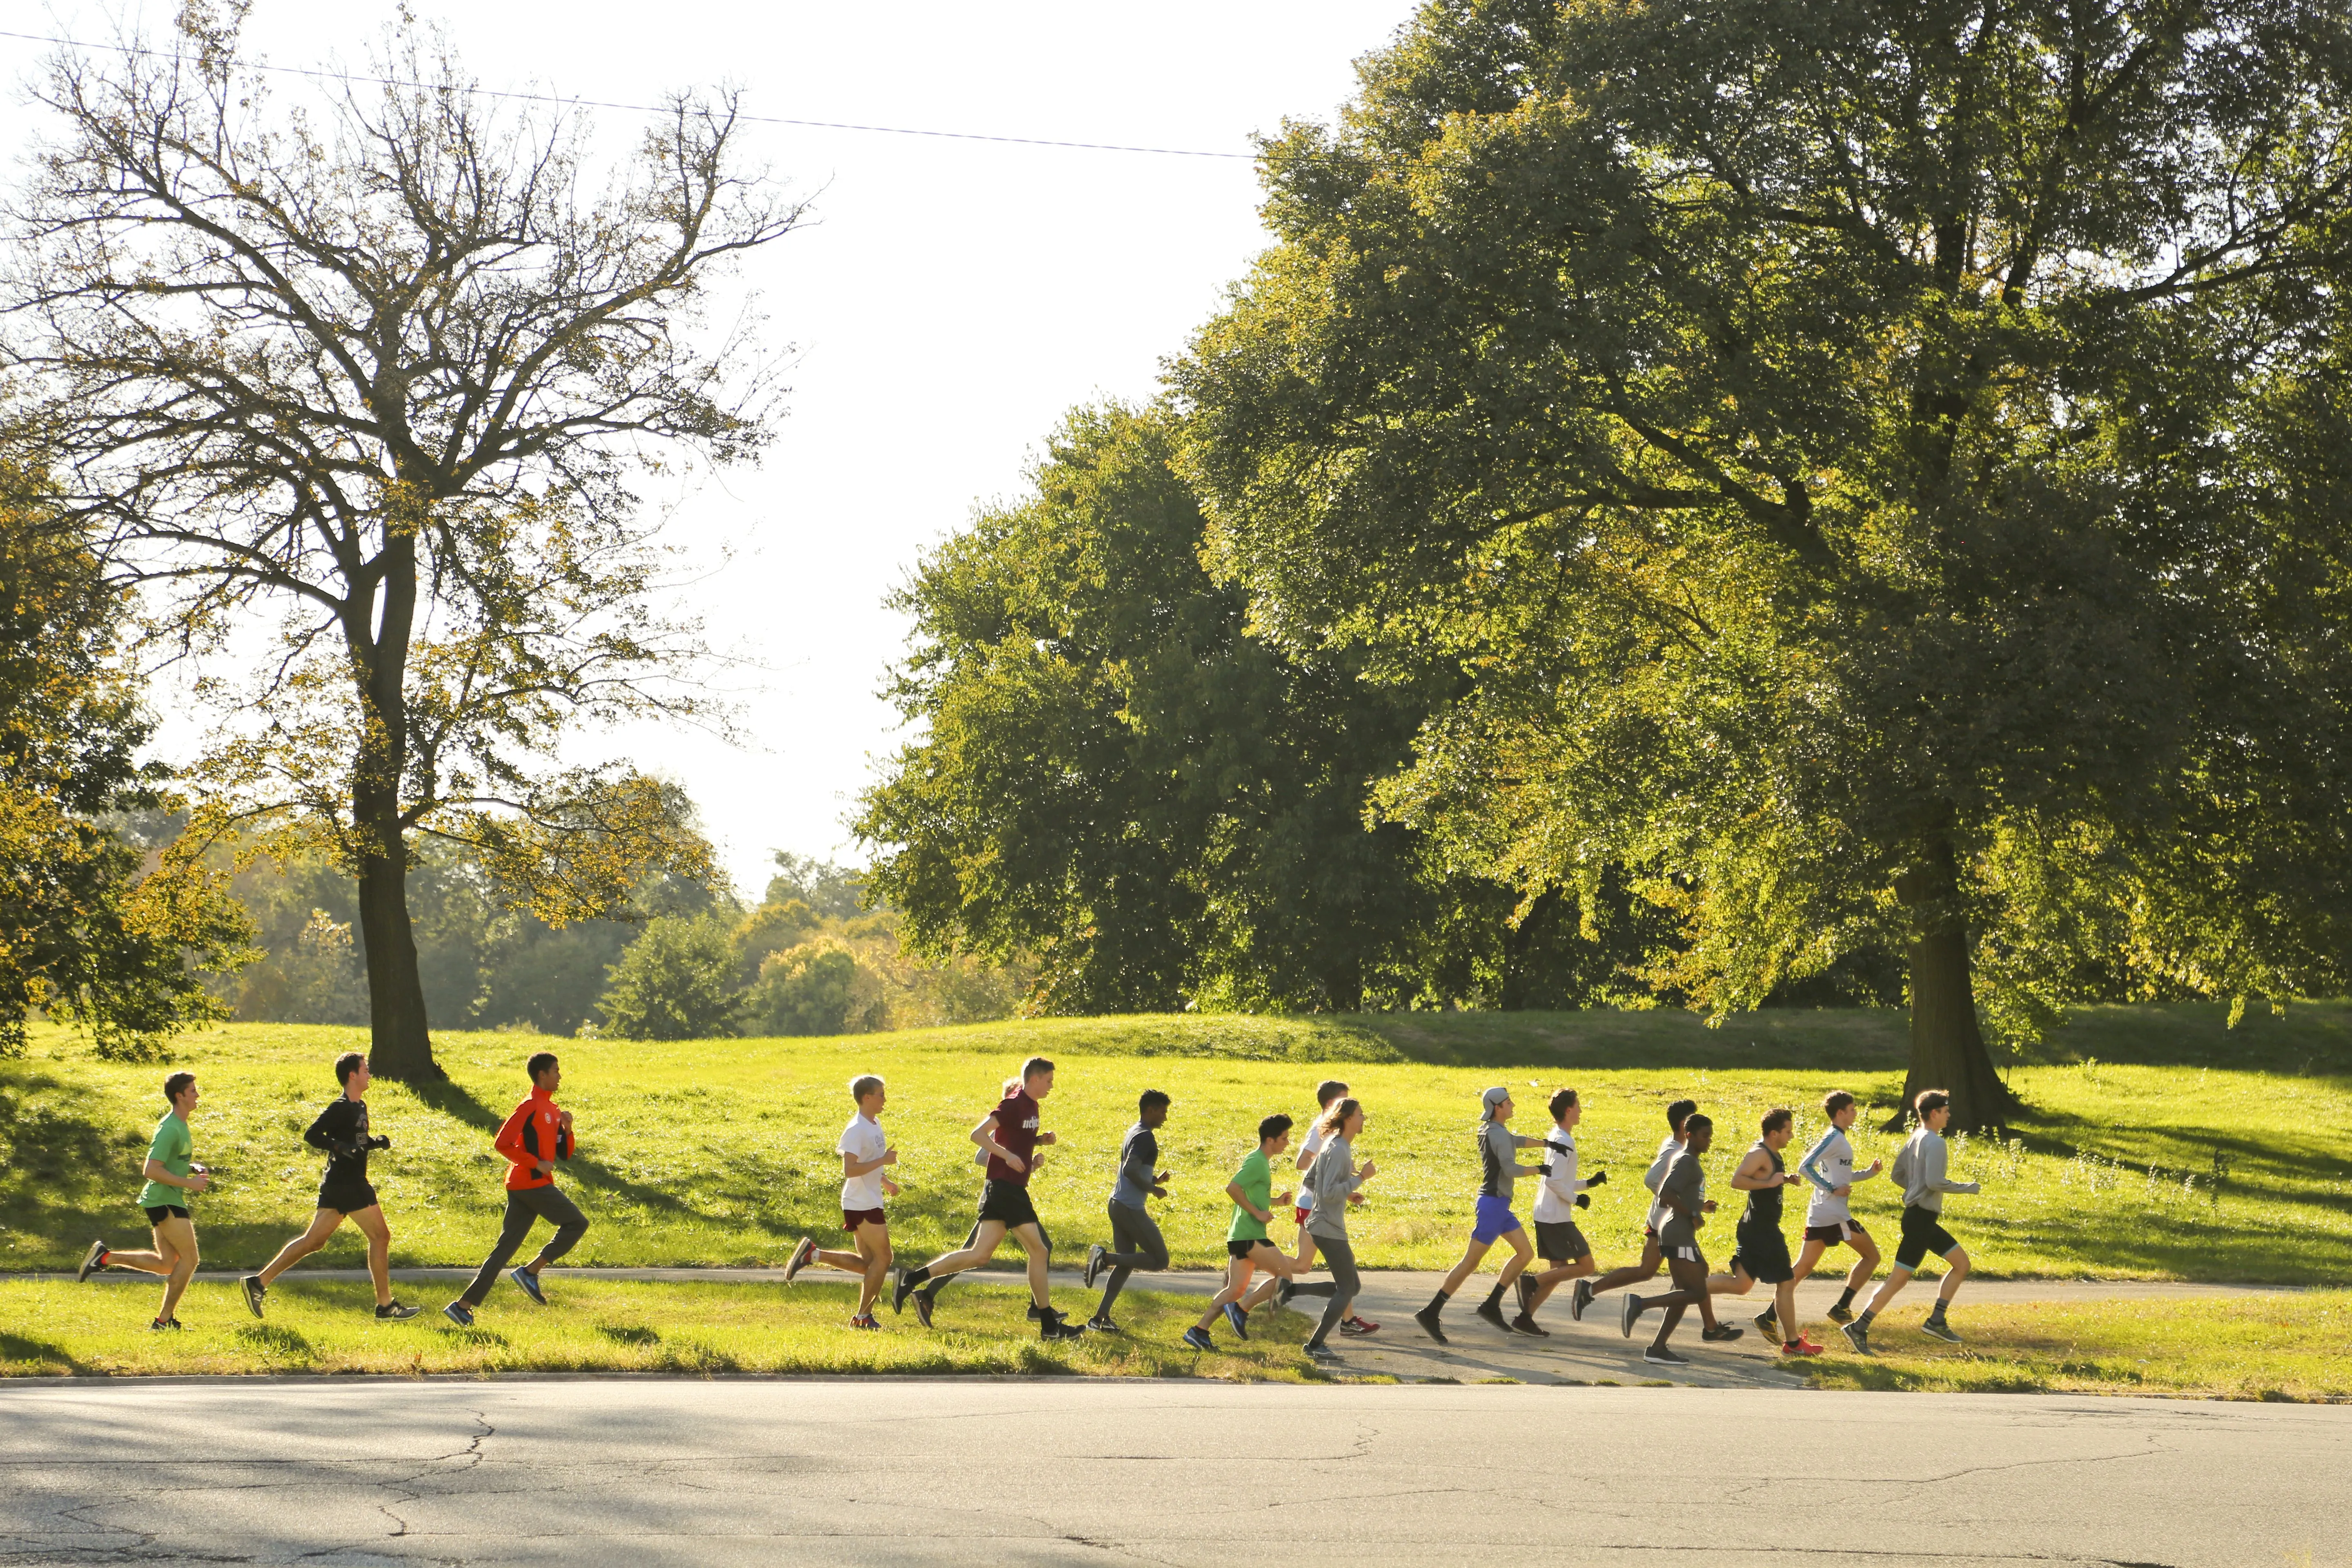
[241, 1053, 421, 1320]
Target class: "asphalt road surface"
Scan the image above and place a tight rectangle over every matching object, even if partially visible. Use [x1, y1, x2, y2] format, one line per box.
[2, 1378, 2343, 1566]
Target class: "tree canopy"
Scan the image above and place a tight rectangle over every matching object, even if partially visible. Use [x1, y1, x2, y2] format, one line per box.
[1175, 0, 2352, 1123]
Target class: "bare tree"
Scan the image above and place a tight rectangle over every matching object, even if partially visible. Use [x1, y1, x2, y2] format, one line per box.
[5, 9, 803, 1077]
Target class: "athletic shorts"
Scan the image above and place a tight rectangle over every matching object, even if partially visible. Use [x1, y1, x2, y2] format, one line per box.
[1534, 1220, 1591, 1263]
[1227, 1238, 1269, 1259]
[318, 1179, 378, 1215]
[977, 1180, 1039, 1229]
[1657, 1221, 1704, 1267]
[1803, 1218, 1869, 1247]
[1731, 1225, 1794, 1285]
[1472, 1194, 1522, 1243]
[842, 1207, 886, 1233]
[142, 1204, 190, 1225]
[1895, 1205, 1960, 1271]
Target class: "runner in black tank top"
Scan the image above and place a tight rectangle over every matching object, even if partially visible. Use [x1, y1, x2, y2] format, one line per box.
[1723, 1110, 1819, 1356]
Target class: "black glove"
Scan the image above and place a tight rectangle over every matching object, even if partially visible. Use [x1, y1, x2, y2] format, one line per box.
[367, 1135, 391, 1152]
[1587, 1170, 1607, 1186]
[1576, 1192, 1591, 1208]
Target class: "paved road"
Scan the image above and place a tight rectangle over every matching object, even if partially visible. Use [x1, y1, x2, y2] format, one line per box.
[56, 1266, 2294, 1390]
[1, 1378, 2343, 1566]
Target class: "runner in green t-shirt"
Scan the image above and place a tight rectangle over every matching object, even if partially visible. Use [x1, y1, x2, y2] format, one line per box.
[77, 1072, 211, 1330]
[1182, 1115, 1310, 1351]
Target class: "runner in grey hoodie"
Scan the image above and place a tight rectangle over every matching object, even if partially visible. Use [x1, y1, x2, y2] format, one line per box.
[1296, 1098, 1374, 1362]
[1843, 1089, 1980, 1354]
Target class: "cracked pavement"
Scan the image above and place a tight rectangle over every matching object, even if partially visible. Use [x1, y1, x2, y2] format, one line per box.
[0, 1381, 2344, 1566]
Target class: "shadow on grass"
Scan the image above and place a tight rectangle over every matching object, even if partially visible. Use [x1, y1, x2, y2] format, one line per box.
[0, 1330, 92, 1373]
[595, 1323, 660, 1345]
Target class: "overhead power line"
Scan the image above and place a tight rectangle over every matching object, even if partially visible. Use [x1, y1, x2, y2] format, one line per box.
[0, 26, 1255, 160]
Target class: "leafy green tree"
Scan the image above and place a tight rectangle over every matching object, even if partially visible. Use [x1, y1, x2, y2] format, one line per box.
[764, 854, 866, 921]
[745, 942, 860, 1036]
[595, 912, 743, 1041]
[0, 467, 250, 1058]
[1177, 0, 2352, 1124]
[858, 401, 1652, 1012]
[12, 13, 799, 1078]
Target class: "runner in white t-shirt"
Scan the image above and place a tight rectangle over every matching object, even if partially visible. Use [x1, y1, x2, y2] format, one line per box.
[784, 1075, 900, 1327]
[1515, 1088, 1606, 1332]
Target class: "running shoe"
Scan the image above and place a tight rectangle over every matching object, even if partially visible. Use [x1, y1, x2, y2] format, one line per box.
[1700, 1323, 1745, 1342]
[1753, 1308, 1782, 1345]
[1570, 1278, 1593, 1322]
[241, 1274, 266, 1319]
[76, 1241, 108, 1283]
[1084, 1314, 1122, 1334]
[1338, 1315, 1380, 1337]
[508, 1266, 548, 1306]
[1412, 1304, 1448, 1345]
[891, 1269, 919, 1315]
[1919, 1315, 1963, 1344]
[1515, 1274, 1535, 1316]
[442, 1301, 474, 1327]
[1620, 1294, 1642, 1339]
[149, 1317, 182, 1332]
[1083, 1244, 1106, 1289]
[1510, 1312, 1550, 1337]
[1304, 1342, 1341, 1363]
[1223, 1301, 1250, 1340]
[914, 1287, 937, 1330]
[1826, 1302, 1855, 1323]
[1040, 1309, 1086, 1342]
[850, 1313, 880, 1332]
[1642, 1345, 1688, 1366]
[784, 1236, 816, 1284]
[1181, 1325, 1216, 1353]
[1781, 1337, 1824, 1357]
[1275, 1279, 1296, 1308]
[1840, 1320, 1871, 1356]
[1474, 1298, 1510, 1333]
[1025, 1303, 1047, 1321]
[375, 1301, 422, 1321]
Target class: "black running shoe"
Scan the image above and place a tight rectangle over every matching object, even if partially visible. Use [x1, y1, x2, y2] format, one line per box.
[1515, 1274, 1535, 1316]
[914, 1287, 937, 1330]
[240, 1274, 266, 1319]
[1511, 1312, 1549, 1337]
[507, 1266, 548, 1306]
[442, 1301, 474, 1328]
[375, 1301, 422, 1321]
[784, 1236, 816, 1284]
[76, 1241, 108, 1283]
[1026, 1303, 1047, 1322]
[891, 1269, 919, 1316]
[1223, 1301, 1250, 1340]
[1083, 1244, 1106, 1289]
[1182, 1325, 1215, 1353]
[1413, 1304, 1448, 1345]
[1920, 1315, 1963, 1344]
[1084, 1315, 1121, 1334]
[1570, 1277, 1593, 1322]
[149, 1317, 181, 1332]
[1276, 1279, 1296, 1307]
[1474, 1298, 1510, 1332]
[1305, 1342, 1340, 1363]
[1701, 1323, 1744, 1342]
[1826, 1302, 1854, 1324]
[1840, 1320, 1871, 1356]
[1621, 1294, 1642, 1338]
[1642, 1345, 1688, 1366]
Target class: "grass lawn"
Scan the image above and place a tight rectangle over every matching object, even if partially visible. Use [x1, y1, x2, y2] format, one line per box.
[0, 1277, 1335, 1381]
[2, 1004, 2348, 1284]
[1797, 1290, 2352, 1402]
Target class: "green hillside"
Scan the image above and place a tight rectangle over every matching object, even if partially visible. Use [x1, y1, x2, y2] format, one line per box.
[4, 1004, 2347, 1283]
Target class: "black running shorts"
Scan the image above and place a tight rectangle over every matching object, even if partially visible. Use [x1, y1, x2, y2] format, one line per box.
[1803, 1218, 1868, 1247]
[1731, 1224, 1794, 1284]
[1534, 1220, 1591, 1263]
[318, 1178, 379, 1215]
[977, 1180, 1040, 1229]
[142, 1204, 190, 1225]
[1227, 1238, 1268, 1259]
[1895, 1204, 1960, 1270]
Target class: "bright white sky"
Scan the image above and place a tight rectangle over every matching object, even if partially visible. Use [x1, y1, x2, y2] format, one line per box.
[0, 2, 1419, 899]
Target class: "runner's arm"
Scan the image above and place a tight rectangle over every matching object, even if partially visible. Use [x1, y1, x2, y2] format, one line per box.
[1225, 1180, 1274, 1225]
[970, 1113, 1018, 1168]
[141, 1158, 205, 1190]
[1728, 1149, 1779, 1191]
[1797, 1131, 1840, 1192]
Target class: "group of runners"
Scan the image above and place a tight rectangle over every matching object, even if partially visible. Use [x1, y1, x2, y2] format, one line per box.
[75, 1050, 1983, 1364]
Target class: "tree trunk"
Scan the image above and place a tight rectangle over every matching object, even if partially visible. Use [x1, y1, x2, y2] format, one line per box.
[355, 825, 439, 1080]
[1888, 833, 2017, 1131]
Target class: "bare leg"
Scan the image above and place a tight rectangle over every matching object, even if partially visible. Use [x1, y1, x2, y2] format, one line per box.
[1864, 1265, 1913, 1317]
[1647, 1257, 1711, 1351]
[154, 1216, 198, 1321]
[1494, 1229, 1534, 1292]
[1012, 1223, 1051, 1309]
[1845, 1233, 1882, 1294]
[1775, 1277, 1801, 1345]
[1936, 1247, 1970, 1305]
[913, 1220, 1008, 1286]
[1437, 1235, 1495, 1298]
[1241, 1242, 1306, 1309]
[1525, 1252, 1594, 1310]
[349, 1206, 394, 1307]
[853, 1225, 892, 1316]
[1588, 1238, 1663, 1296]
[1195, 1257, 1256, 1330]
[256, 1209, 341, 1289]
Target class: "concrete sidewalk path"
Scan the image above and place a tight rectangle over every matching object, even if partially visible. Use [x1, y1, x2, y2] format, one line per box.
[2, 1377, 2343, 1566]
[40, 1265, 2295, 1392]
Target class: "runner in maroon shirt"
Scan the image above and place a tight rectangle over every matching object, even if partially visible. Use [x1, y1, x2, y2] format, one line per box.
[893, 1057, 1083, 1340]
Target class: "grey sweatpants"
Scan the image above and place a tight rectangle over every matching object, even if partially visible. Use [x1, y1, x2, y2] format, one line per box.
[459, 1185, 589, 1306]
[1096, 1200, 1169, 1316]
[1307, 1235, 1361, 1347]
